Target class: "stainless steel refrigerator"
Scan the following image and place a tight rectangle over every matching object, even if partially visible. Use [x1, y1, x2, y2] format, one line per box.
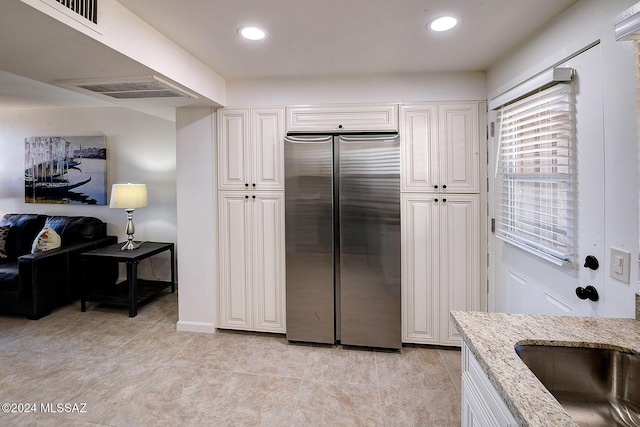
[284, 134, 401, 350]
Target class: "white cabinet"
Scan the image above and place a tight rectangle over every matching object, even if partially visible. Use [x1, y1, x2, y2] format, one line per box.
[401, 102, 481, 193]
[218, 192, 286, 333]
[462, 342, 518, 426]
[286, 103, 398, 133]
[218, 107, 284, 191]
[401, 194, 480, 346]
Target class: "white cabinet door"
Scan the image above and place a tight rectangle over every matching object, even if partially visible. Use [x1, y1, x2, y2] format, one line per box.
[218, 109, 250, 191]
[400, 102, 481, 193]
[402, 194, 480, 345]
[439, 195, 480, 346]
[461, 342, 518, 427]
[439, 103, 480, 194]
[218, 192, 252, 330]
[400, 105, 438, 192]
[401, 194, 440, 344]
[218, 107, 285, 191]
[218, 191, 286, 333]
[286, 104, 398, 133]
[252, 108, 284, 190]
[252, 192, 286, 333]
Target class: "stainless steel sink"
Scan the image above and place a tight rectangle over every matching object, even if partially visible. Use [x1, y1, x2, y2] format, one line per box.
[515, 344, 640, 427]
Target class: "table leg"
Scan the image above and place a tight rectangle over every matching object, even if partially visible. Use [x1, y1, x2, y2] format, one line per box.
[170, 245, 176, 293]
[127, 260, 139, 317]
[81, 258, 87, 312]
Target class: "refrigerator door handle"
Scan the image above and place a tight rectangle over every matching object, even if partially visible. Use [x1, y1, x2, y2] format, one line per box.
[284, 135, 333, 143]
[338, 134, 399, 142]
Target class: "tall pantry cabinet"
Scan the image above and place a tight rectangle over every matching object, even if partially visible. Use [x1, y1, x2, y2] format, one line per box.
[400, 102, 484, 346]
[217, 107, 286, 333]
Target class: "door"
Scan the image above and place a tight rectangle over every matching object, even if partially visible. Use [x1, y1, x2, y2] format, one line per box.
[438, 103, 480, 193]
[284, 135, 334, 344]
[338, 134, 401, 349]
[400, 104, 438, 192]
[252, 192, 286, 333]
[490, 46, 605, 316]
[252, 108, 285, 190]
[218, 192, 252, 329]
[218, 108, 250, 190]
[439, 194, 480, 345]
[401, 194, 440, 344]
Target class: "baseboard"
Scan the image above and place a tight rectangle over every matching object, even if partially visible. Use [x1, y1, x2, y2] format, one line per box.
[176, 320, 215, 334]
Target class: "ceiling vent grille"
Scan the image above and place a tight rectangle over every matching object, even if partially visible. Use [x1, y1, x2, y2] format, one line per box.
[55, 0, 97, 24]
[56, 76, 197, 99]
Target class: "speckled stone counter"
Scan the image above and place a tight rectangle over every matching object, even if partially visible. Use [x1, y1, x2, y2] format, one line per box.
[450, 310, 640, 427]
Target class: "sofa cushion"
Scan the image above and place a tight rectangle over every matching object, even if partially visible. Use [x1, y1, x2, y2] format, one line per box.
[0, 225, 9, 260]
[31, 226, 62, 253]
[0, 262, 20, 291]
[46, 216, 106, 244]
[0, 214, 47, 260]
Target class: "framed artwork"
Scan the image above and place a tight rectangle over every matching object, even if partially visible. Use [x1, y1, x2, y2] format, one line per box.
[24, 136, 107, 205]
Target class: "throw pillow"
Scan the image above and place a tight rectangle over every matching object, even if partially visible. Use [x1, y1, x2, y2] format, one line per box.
[31, 226, 62, 253]
[0, 224, 9, 259]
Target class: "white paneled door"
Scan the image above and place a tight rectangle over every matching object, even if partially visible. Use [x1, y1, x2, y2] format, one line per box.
[490, 45, 605, 317]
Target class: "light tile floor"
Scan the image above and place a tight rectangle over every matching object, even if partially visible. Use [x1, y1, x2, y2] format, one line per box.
[0, 292, 461, 426]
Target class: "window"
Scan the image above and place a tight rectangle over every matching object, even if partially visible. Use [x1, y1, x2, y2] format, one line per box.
[495, 83, 575, 266]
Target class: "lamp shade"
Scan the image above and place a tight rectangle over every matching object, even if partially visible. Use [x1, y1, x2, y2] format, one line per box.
[109, 183, 148, 209]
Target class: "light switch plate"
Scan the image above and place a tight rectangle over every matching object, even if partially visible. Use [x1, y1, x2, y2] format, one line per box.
[610, 248, 631, 284]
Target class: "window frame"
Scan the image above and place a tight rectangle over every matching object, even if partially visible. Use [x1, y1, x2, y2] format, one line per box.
[494, 82, 576, 266]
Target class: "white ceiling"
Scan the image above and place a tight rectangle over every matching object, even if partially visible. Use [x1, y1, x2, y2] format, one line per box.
[114, 0, 579, 79]
[0, 0, 579, 110]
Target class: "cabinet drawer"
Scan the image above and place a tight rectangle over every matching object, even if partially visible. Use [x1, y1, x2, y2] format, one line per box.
[286, 104, 398, 133]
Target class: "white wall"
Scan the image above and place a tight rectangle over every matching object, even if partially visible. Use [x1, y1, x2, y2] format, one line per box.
[0, 106, 177, 280]
[487, 0, 640, 317]
[175, 107, 216, 333]
[226, 72, 486, 106]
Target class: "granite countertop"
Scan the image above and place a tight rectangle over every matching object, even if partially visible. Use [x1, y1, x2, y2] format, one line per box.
[450, 309, 640, 427]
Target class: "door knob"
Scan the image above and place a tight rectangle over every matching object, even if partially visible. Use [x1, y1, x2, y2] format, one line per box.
[576, 285, 599, 302]
[584, 255, 599, 270]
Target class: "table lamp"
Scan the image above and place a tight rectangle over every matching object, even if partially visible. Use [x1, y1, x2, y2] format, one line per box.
[109, 183, 148, 250]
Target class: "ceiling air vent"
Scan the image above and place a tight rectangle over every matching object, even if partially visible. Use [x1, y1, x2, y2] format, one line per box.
[55, 0, 98, 24]
[56, 76, 197, 100]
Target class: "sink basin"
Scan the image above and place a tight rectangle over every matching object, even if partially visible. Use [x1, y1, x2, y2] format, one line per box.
[515, 344, 640, 427]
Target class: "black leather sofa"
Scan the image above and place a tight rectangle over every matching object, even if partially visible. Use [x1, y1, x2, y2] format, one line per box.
[0, 214, 117, 319]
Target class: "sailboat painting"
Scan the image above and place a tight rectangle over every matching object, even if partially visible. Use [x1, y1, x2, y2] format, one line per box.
[25, 136, 107, 205]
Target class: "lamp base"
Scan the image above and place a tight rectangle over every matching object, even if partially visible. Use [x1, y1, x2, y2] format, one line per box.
[121, 208, 140, 251]
[121, 240, 141, 251]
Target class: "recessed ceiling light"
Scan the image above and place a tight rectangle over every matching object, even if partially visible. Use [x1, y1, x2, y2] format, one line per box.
[238, 26, 266, 41]
[428, 16, 457, 32]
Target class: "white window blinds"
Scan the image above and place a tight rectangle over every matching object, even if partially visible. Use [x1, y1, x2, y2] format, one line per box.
[495, 83, 575, 266]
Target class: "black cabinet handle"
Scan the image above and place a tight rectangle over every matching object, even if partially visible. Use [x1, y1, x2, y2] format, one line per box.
[434, 185, 438, 189]
[434, 198, 438, 202]
[442, 184, 447, 189]
[245, 195, 249, 199]
[245, 183, 249, 187]
[338, 124, 343, 129]
[442, 198, 447, 203]
[252, 183, 256, 187]
[252, 195, 256, 199]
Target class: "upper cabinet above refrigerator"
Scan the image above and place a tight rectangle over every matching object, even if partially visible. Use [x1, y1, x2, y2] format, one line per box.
[286, 103, 398, 133]
[400, 102, 483, 193]
[218, 107, 285, 191]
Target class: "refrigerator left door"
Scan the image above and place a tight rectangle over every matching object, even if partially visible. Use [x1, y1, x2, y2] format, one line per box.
[284, 135, 335, 344]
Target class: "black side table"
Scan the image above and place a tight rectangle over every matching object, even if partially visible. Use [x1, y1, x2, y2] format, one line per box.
[80, 242, 175, 317]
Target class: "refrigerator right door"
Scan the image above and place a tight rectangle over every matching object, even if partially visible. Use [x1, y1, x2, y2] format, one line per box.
[338, 134, 401, 349]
